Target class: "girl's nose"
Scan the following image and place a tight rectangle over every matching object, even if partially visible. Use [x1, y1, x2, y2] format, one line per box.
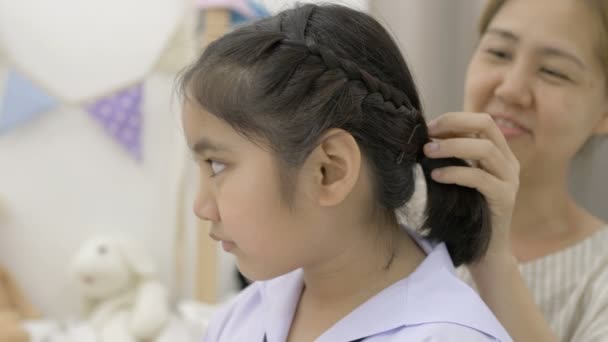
[193, 185, 220, 223]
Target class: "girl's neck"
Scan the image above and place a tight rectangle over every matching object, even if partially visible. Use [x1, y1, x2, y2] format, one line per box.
[299, 221, 425, 312]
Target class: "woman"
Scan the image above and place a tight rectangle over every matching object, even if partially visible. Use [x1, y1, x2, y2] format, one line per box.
[424, 0, 608, 340]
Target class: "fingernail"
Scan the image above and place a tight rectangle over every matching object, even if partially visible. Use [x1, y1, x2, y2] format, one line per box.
[425, 142, 440, 153]
[427, 120, 438, 132]
[432, 169, 442, 179]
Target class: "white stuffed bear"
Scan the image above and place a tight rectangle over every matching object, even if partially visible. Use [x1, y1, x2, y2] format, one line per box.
[70, 235, 170, 342]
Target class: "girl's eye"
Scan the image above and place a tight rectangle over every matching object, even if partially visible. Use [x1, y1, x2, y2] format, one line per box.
[207, 160, 226, 176]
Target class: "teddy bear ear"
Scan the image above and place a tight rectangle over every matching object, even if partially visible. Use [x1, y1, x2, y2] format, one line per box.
[115, 238, 157, 279]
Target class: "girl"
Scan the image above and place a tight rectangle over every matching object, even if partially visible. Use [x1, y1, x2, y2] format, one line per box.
[180, 4, 513, 341]
[425, 0, 608, 340]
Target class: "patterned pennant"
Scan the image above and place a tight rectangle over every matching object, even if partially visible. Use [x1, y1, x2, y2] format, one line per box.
[86, 84, 144, 161]
[0, 69, 58, 134]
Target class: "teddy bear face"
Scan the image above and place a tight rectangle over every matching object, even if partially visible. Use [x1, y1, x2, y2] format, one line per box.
[70, 237, 135, 300]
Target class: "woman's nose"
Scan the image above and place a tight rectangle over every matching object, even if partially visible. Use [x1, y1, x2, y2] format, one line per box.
[494, 63, 533, 109]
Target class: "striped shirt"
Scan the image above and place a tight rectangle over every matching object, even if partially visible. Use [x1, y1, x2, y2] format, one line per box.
[458, 227, 608, 341]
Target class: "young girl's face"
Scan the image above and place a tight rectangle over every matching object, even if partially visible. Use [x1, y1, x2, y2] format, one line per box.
[464, 0, 608, 175]
[182, 101, 327, 281]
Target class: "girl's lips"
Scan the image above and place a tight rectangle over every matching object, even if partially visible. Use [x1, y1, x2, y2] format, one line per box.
[210, 233, 236, 252]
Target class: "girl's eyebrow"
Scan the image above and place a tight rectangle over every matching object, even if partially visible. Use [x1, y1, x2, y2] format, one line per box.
[191, 138, 232, 155]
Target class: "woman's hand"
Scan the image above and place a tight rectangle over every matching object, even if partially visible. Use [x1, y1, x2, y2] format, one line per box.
[422, 112, 558, 341]
[423, 112, 520, 260]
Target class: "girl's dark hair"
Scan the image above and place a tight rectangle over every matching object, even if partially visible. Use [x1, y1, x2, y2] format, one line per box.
[179, 4, 490, 266]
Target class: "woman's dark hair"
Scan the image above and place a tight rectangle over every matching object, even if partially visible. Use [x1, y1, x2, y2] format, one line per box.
[179, 4, 490, 266]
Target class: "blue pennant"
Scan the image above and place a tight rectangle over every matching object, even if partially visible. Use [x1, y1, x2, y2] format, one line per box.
[0, 70, 58, 134]
[231, 0, 270, 24]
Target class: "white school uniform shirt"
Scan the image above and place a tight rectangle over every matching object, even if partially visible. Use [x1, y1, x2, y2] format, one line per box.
[203, 230, 512, 342]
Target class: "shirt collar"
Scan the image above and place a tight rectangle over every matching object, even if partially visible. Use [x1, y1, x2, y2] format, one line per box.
[261, 269, 304, 342]
[260, 231, 510, 342]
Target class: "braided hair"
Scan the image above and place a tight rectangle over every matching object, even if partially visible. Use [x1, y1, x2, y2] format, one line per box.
[179, 4, 490, 266]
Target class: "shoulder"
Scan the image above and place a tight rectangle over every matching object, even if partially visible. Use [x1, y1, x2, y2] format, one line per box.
[580, 227, 608, 293]
[581, 235, 608, 306]
[383, 322, 504, 341]
[568, 229, 608, 340]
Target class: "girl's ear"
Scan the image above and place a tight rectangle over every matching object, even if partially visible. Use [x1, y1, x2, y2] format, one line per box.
[305, 129, 362, 207]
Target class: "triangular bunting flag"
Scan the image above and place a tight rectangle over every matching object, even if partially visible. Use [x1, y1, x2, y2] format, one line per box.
[249, 1, 270, 17]
[86, 84, 144, 162]
[0, 69, 58, 134]
[231, 0, 270, 24]
[195, 0, 257, 17]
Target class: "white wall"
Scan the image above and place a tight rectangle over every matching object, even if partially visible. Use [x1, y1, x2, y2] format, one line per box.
[570, 139, 608, 221]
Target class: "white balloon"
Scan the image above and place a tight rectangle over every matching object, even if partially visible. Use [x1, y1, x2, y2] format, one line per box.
[0, 0, 183, 103]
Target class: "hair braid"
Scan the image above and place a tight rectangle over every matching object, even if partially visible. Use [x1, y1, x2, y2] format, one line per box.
[282, 38, 416, 116]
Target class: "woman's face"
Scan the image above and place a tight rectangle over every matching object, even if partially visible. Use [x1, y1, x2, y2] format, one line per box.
[464, 0, 608, 177]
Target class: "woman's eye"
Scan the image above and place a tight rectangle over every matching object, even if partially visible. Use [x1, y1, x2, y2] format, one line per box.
[207, 160, 226, 176]
[541, 67, 570, 81]
[486, 48, 511, 60]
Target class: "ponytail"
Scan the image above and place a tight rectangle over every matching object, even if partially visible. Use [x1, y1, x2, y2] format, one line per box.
[418, 156, 491, 267]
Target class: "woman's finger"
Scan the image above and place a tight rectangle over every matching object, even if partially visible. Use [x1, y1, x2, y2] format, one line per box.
[424, 138, 517, 183]
[428, 112, 516, 163]
[430, 165, 517, 208]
